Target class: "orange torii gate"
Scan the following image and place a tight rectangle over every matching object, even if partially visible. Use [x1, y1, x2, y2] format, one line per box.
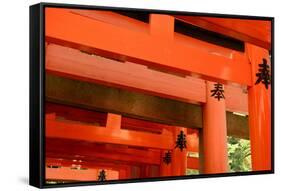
[44, 7, 271, 180]
[45, 107, 200, 180]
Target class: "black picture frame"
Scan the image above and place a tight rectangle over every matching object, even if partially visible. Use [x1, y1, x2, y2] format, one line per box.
[30, 2, 274, 189]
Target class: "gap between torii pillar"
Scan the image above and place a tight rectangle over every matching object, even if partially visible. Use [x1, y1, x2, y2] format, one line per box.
[246, 43, 271, 171]
[202, 81, 228, 174]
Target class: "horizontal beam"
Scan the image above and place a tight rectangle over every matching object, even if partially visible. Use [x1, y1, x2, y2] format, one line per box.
[46, 165, 120, 181]
[46, 74, 203, 128]
[46, 75, 249, 138]
[46, 157, 134, 180]
[46, 102, 167, 134]
[46, 138, 161, 165]
[71, 9, 149, 33]
[46, 158, 128, 171]
[46, 118, 173, 149]
[47, 151, 155, 166]
[45, 8, 251, 85]
[122, 116, 168, 134]
[73, 10, 241, 59]
[46, 43, 205, 104]
[226, 112, 249, 139]
[175, 16, 271, 50]
[46, 103, 201, 137]
[46, 43, 248, 113]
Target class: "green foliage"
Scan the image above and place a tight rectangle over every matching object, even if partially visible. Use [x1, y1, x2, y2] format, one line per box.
[186, 169, 199, 175]
[227, 136, 252, 172]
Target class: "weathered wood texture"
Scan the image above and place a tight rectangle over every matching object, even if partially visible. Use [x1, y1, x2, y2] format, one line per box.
[46, 74, 249, 138]
[46, 74, 203, 128]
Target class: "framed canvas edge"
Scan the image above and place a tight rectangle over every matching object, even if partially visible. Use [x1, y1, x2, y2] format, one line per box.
[29, 2, 275, 189]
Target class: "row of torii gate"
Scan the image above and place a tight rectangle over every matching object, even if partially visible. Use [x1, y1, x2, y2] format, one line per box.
[44, 7, 271, 182]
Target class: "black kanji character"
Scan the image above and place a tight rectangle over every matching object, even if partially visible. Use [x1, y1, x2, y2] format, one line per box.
[255, 58, 271, 89]
[211, 83, 225, 101]
[163, 150, 172, 165]
[175, 130, 187, 151]
[97, 169, 106, 181]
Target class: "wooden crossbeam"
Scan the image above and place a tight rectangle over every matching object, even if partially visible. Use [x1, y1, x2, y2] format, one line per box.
[46, 43, 248, 113]
[46, 138, 161, 165]
[121, 116, 172, 134]
[106, 113, 121, 130]
[46, 43, 206, 104]
[46, 76, 250, 138]
[46, 118, 174, 149]
[46, 159, 121, 181]
[175, 16, 271, 50]
[46, 150, 159, 166]
[71, 9, 149, 33]
[46, 75, 203, 128]
[46, 158, 125, 171]
[45, 8, 251, 85]
[46, 102, 167, 134]
[46, 167, 118, 181]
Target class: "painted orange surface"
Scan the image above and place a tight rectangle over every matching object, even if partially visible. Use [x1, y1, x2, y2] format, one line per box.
[224, 85, 248, 114]
[202, 81, 228, 173]
[246, 43, 271, 171]
[171, 127, 188, 176]
[46, 102, 168, 134]
[46, 43, 206, 103]
[46, 43, 248, 113]
[71, 9, 149, 33]
[46, 116, 174, 149]
[45, 102, 108, 126]
[46, 138, 162, 165]
[160, 151, 172, 176]
[46, 147, 160, 165]
[46, 103, 199, 153]
[186, 131, 199, 153]
[186, 157, 199, 170]
[106, 113, 121, 130]
[45, 8, 251, 85]
[150, 14, 174, 41]
[46, 167, 119, 181]
[44, 7, 272, 177]
[122, 116, 171, 134]
[46, 158, 128, 171]
[45, 104, 201, 180]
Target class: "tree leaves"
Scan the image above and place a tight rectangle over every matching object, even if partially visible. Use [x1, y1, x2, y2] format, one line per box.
[228, 136, 251, 172]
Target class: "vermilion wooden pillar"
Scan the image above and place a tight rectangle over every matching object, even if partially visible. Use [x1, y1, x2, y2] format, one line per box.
[160, 150, 172, 176]
[106, 113, 121, 129]
[171, 127, 187, 176]
[246, 43, 271, 171]
[119, 166, 132, 179]
[150, 14, 174, 40]
[202, 81, 228, 174]
[150, 13, 174, 65]
[119, 169, 127, 180]
[151, 15, 183, 177]
[140, 165, 151, 178]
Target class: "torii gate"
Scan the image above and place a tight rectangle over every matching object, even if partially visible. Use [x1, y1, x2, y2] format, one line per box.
[44, 7, 272, 181]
